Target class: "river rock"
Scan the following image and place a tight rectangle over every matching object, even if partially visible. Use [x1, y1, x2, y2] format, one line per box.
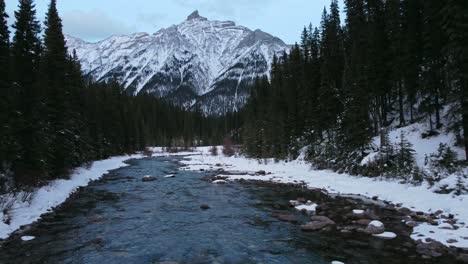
[301, 216, 335, 231]
[405, 221, 419, 228]
[416, 241, 445, 258]
[373, 232, 397, 240]
[457, 254, 468, 263]
[212, 180, 227, 184]
[297, 197, 307, 203]
[289, 200, 301, 207]
[310, 216, 336, 225]
[354, 219, 372, 226]
[277, 214, 298, 223]
[142, 176, 157, 182]
[364, 220, 385, 234]
[256, 170, 267, 175]
[301, 221, 330, 231]
[91, 217, 107, 223]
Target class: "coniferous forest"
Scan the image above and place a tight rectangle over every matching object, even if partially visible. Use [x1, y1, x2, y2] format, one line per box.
[0, 0, 238, 192]
[242, 0, 468, 180]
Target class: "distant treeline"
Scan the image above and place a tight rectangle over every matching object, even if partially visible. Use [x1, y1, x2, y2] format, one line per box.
[242, 0, 467, 177]
[0, 0, 240, 191]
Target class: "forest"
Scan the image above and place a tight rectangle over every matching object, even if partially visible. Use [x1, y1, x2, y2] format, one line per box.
[242, 0, 468, 182]
[0, 0, 239, 193]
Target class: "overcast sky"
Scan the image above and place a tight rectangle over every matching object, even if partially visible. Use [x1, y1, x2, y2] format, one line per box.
[4, 0, 344, 44]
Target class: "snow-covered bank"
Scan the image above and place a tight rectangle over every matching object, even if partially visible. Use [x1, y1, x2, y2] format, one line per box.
[0, 153, 145, 239]
[179, 147, 468, 249]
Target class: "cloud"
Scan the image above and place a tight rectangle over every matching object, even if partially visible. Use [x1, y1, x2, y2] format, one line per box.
[62, 9, 137, 41]
[172, 0, 273, 19]
[137, 12, 169, 29]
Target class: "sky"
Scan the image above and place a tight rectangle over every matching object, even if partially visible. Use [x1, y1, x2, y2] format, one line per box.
[4, 0, 345, 44]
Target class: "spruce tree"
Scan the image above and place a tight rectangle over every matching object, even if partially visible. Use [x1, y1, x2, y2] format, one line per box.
[12, 0, 46, 185]
[43, 0, 73, 178]
[0, 0, 12, 177]
[396, 131, 416, 177]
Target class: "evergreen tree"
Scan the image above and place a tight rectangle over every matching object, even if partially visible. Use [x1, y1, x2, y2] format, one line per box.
[11, 0, 46, 185]
[0, 0, 12, 172]
[396, 131, 416, 177]
[401, 0, 423, 123]
[43, 0, 73, 178]
[443, 0, 468, 160]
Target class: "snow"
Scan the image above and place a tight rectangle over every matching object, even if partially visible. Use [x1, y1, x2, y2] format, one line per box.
[20, 236, 35, 241]
[369, 220, 384, 228]
[331, 261, 345, 264]
[295, 203, 318, 213]
[212, 180, 227, 184]
[372, 122, 465, 167]
[164, 174, 176, 178]
[178, 146, 468, 249]
[353, 209, 365, 215]
[373, 232, 397, 239]
[0, 153, 144, 240]
[65, 11, 289, 114]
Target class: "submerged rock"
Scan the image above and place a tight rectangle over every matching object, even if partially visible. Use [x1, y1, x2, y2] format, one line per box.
[301, 216, 336, 231]
[277, 214, 298, 223]
[200, 204, 211, 210]
[142, 176, 157, 182]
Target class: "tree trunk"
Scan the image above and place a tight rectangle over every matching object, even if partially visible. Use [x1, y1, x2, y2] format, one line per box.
[462, 79, 468, 161]
[398, 81, 405, 126]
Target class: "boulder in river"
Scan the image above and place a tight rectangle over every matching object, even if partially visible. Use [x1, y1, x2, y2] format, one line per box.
[364, 220, 385, 235]
[142, 176, 157, 182]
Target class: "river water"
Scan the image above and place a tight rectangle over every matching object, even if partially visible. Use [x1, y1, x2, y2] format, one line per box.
[0, 156, 458, 263]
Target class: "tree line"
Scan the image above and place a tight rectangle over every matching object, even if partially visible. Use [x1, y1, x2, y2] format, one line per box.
[242, 0, 467, 179]
[0, 0, 235, 192]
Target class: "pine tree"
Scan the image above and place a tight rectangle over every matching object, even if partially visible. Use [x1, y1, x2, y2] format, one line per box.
[11, 0, 46, 185]
[0, 0, 13, 180]
[401, 0, 423, 123]
[396, 131, 416, 177]
[43, 0, 74, 178]
[342, 0, 371, 153]
[385, 0, 405, 126]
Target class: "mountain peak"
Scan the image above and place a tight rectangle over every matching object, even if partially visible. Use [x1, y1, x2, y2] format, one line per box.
[187, 10, 206, 21]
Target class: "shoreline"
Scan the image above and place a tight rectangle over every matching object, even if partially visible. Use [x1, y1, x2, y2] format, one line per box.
[178, 147, 468, 253]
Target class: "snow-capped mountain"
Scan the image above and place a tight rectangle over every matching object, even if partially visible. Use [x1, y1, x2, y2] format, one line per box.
[65, 11, 288, 115]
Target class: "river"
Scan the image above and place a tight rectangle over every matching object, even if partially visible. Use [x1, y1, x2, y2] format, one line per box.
[0, 156, 458, 263]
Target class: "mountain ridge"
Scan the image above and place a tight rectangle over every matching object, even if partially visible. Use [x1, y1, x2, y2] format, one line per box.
[65, 11, 289, 115]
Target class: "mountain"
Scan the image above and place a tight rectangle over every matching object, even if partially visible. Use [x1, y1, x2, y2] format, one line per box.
[65, 11, 289, 115]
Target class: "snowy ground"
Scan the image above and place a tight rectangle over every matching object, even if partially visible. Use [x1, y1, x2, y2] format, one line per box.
[179, 146, 468, 250]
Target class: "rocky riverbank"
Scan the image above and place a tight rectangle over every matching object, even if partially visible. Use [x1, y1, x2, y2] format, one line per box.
[202, 172, 468, 263]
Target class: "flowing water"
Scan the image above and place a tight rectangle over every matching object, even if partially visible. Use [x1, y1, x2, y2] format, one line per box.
[0, 156, 458, 263]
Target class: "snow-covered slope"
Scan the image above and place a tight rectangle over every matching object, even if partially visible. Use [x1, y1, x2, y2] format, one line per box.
[65, 11, 288, 114]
